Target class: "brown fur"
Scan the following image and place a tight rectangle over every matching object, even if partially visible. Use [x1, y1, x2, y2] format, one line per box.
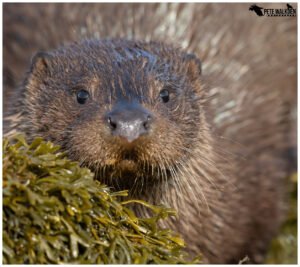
[3, 3, 297, 264]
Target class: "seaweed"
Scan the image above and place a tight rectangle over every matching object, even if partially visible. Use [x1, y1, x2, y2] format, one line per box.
[3, 134, 202, 264]
[264, 173, 297, 264]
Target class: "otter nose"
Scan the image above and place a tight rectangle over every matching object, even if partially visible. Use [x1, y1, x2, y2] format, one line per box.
[105, 103, 154, 142]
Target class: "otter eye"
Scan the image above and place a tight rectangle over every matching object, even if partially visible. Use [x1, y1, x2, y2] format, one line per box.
[77, 89, 90, 104]
[159, 89, 169, 103]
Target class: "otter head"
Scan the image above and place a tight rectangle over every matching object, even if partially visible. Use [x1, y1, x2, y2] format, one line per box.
[22, 38, 209, 196]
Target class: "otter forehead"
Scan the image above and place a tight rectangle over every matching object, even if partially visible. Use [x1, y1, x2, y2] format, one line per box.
[56, 39, 178, 72]
[49, 39, 187, 102]
[106, 42, 158, 67]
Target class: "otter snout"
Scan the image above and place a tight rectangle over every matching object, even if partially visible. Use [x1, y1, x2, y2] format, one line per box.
[105, 102, 154, 143]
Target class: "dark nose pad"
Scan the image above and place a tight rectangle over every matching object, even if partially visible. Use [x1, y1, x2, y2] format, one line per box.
[105, 103, 154, 143]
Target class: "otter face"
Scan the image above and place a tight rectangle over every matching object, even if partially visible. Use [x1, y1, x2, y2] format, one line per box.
[22, 39, 207, 193]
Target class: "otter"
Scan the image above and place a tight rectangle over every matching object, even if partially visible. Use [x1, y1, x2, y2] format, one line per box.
[3, 3, 296, 264]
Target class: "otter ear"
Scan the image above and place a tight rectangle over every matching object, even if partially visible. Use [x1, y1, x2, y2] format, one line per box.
[184, 53, 202, 81]
[30, 51, 52, 78]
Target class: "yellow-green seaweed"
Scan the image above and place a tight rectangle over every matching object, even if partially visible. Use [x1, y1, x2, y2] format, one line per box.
[3, 134, 201, 264]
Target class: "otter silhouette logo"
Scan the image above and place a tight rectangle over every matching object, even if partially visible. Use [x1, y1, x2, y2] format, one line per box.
[249, 4, 264, 16]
